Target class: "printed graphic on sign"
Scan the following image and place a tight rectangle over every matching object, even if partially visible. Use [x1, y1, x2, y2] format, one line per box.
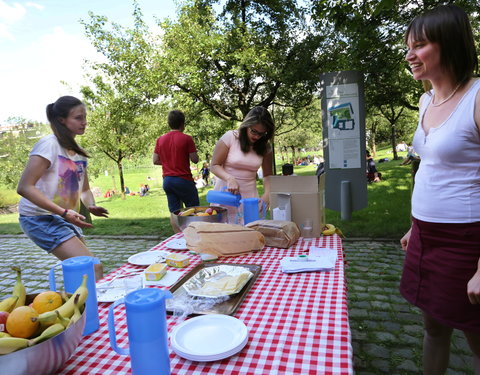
[326, 83, 361, 169]
[328, 102, 355, 131]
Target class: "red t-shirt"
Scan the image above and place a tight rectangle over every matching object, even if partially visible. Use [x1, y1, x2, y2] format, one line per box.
[154, 131, 196, 181]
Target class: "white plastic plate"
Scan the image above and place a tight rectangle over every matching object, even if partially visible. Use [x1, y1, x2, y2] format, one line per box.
[165, 238, 188, 250]
[127, 250, 170, 266]
[170, 314, 248, 361]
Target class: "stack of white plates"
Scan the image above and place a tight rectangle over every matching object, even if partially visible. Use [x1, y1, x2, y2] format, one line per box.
[170, 315, 248, 362]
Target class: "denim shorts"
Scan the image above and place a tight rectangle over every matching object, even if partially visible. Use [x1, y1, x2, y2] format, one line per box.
[19, 215, 83, 253]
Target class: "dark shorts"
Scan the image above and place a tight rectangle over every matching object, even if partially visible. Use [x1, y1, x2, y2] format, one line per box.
[163, 176, 199, 212]
[400, 218, 480, 332]
[19, 215, 83, 253]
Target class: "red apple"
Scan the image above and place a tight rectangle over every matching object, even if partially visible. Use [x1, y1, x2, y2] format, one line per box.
[0, 311, 9, 332]
[205, 207, 214, 215]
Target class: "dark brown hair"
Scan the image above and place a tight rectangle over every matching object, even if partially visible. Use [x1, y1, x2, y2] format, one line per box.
[405, 4, 478, 88]
[46, 96, 89, 157]
[168, 110, 185, 130]
[238, 106, 275, 156]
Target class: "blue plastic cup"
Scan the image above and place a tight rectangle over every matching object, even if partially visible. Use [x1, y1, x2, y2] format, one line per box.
[49, 256, 100, 335]
[241, 197, 267, 225]
[108, 288, 172, 375]
[206, 189, 241, 207]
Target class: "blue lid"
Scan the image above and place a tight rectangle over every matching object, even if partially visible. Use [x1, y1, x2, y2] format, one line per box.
[125, 288, 172, 311]
[62, 256, 94, 269]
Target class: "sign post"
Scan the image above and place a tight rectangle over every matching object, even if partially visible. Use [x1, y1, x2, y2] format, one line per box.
[320, 71, 367, 220]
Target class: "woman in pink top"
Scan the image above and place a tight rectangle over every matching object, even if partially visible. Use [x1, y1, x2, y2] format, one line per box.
[210, 107, 275, 223]
[400, 5, 480, 374]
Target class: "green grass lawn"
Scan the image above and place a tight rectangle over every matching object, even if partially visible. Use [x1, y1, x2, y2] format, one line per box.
[0, 150, 414, 239]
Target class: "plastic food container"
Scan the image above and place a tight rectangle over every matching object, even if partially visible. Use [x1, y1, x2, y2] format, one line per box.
[166, 254, 190, 268]
[145, 263, 167, 281]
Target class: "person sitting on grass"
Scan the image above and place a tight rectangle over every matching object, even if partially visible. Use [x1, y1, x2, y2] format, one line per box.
[366, 150, 382, 183]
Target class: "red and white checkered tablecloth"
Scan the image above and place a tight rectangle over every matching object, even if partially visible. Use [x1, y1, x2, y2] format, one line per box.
[57, 233, 353, 375]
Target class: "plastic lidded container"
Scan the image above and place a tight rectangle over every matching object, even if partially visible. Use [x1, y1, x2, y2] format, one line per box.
[166, 254, 190, 268]
[145, 263, 167, 281]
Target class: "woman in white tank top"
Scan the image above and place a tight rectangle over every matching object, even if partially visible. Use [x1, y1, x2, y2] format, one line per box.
[400, 5, 480, 374]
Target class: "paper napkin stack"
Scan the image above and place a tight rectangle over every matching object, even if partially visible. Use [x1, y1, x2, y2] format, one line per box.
[280, 246, 338, 274]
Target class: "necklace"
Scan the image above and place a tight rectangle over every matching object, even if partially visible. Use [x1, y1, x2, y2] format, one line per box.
[431, 84, 460, 107]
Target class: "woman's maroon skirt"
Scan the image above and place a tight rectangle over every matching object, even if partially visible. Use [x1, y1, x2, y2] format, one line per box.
[400, 218, 480, 333]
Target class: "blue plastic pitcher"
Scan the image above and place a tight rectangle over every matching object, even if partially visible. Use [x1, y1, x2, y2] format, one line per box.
[241, 197, 267, 225]
[49, 256, 100, 335]
[206, 188, 241, 207]
[108, 288, 172, 375]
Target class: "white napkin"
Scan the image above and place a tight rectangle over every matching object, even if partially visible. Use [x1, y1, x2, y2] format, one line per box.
[280, 246, 337, 274]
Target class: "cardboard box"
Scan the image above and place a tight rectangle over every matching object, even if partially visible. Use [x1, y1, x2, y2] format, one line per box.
[268, 175, 325, 237]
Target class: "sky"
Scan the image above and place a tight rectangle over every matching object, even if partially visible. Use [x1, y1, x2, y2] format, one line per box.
[0, 0, 178, 125]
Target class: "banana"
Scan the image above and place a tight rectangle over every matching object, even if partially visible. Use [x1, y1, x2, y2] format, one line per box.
[335, 227, 345, 238]
[0, 337, 29, 354]
[38, 275, 88, 321]
[180, 208, 195, 216]
[0, 296, 19, 313]
[11, 266, 26, 309]
[28, 323, 65, 346]
[0, 332, 11, 338]
[34, 310, 58, 328]
[322, 224, 336, 236]
[55, 311, 70, 328]
[67, 294, 82, 328]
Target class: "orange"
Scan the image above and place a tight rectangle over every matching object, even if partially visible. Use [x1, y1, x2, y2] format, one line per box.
[32, 291, 63, 314]
[6, 306, 39, 338]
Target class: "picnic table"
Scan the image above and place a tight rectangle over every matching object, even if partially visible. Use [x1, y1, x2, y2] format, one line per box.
[58, 233, 353, 374]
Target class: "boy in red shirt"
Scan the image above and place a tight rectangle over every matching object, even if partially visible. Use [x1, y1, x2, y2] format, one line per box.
[153, 110, 199, 231]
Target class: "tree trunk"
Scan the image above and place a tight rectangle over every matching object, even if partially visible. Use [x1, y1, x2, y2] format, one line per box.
[117, 161, 125, 199]
[390, 122, 398, 160]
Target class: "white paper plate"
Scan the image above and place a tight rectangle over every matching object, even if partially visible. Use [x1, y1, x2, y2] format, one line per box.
[165, 238, 188, 250]
[96, 276, 143, 303]
[170, 315, 248, 361]
[128, 250, 170, 266]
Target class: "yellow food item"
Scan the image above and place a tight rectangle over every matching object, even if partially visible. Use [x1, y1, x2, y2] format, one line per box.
[166, 254, 190, 268]
[196, 212, 210, 216]
[180, 208, 195, 216]
[145, 263, 167, 281]
[32, 291, 63, 314]
[6, 306, 40, 338]
[198, 273, 251, 296]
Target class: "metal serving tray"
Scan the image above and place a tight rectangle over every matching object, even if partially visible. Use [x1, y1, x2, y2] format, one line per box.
[166, 263, 261, 316]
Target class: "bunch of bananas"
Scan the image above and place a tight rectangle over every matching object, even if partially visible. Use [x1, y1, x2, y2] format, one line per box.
[0, 268, 88, 355]
[0, 266, 26, 313]
[322, 224, 345, 237]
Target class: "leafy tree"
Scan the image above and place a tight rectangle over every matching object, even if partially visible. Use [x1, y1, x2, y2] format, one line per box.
[80, 4, 165, 196]
[0, 119, 49, 188]
[309, 0, 479, 159]
[158, 0, 335, 121]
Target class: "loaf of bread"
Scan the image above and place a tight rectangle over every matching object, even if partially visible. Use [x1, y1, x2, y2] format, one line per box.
[245, 220, 300, 248]
[183, 222, 265, 257]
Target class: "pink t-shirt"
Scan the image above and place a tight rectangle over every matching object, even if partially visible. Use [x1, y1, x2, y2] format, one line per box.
[213, 130, 264, 198]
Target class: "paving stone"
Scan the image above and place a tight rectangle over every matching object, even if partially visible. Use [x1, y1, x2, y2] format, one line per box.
[396, 359, 419, 373]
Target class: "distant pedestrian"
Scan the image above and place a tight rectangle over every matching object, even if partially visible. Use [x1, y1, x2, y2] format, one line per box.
[200, 162, 210, 184]
[153, 110, 199, 231]
[16, 96, 108, 281]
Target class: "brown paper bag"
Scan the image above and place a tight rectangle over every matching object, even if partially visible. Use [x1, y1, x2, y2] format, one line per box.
[245, 220, 300, 248]
[183, 222, 265, 257]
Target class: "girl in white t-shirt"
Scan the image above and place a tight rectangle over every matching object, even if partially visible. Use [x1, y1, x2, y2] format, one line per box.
[17, 96, 108, 281]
